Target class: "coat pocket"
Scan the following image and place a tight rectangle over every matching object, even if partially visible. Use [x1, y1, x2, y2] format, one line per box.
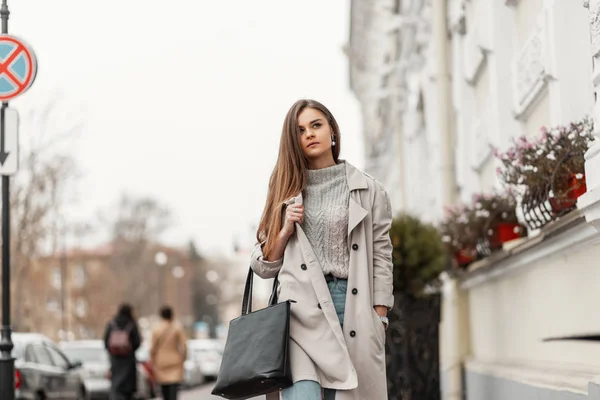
[371, 309, 386, 351]
[277, 281, 297, 303]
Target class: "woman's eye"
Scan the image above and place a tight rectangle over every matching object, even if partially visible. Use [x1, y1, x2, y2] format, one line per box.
[312, 123, 321, 129]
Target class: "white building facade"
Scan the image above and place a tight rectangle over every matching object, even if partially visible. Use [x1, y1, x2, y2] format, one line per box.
[349, 1, 600, 399]
[347, 0, 457, 222]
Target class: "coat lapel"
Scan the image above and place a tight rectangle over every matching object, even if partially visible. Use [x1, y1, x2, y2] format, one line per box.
[285, 161, 370, 256]
[348, 196, 368, 237]
[345, 161, 369, 243]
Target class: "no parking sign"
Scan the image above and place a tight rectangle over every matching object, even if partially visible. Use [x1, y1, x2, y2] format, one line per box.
[0, 35, 37, 101]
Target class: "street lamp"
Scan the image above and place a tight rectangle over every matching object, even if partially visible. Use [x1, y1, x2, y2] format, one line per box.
[172, 266, 185, 317]
[206, 270, 219, 283]
[154, 251, 167, 266]
[155, 251, 168, 310]
[0, 3, 15, 399]
[172, 265, 184, 279]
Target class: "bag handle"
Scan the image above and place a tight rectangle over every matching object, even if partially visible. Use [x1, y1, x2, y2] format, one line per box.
[241, 267, 280, 316]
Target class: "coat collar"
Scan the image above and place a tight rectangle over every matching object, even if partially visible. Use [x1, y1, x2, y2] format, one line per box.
[342, 160, 368, 192]
[284, 160, 368, 206]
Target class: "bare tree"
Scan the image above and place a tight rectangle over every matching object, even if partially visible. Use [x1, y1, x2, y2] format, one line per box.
[8, 99, 82, 331]
[188, 240, 221, 335]
[101, 193, 172, 317]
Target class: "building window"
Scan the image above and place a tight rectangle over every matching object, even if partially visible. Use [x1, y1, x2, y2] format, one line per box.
[73, 264, 86, 288]
[51, 267, 62, 290]
[75, 298, 87, 317]
[79, 326, 91, 339]
[46, 297, 59, 313]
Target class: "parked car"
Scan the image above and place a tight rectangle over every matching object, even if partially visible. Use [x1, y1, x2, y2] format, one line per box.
[12, 332, 86, 400]
[183, 342, 205, 388]
[60, 340, 152, 400]
[188, 339, 223, 381]
[135, 345, 158, 397]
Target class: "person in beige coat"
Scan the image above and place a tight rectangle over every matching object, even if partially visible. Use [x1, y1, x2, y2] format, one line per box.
[252, 99, 394, 400]
[150, 305, 188, 400]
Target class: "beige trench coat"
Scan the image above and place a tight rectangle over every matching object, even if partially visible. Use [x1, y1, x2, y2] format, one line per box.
[150, 320, 188, 385]
[251, 161, 394, 400]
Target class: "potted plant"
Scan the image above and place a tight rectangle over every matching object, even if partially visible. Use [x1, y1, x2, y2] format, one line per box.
[390, 213, 448, 296]
[471, 190, 523, 250]
[439, 204, 481, 268]
[494, 116, 594, 225]
[387, 213, 446, 399]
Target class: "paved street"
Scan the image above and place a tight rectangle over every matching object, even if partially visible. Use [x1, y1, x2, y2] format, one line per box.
[179, 384, 263, 400]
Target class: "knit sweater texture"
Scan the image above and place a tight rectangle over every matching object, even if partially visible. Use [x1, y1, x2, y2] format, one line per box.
[302, 162, 350, 278]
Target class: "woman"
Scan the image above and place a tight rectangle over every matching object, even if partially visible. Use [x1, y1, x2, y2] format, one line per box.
[150, 305, 188, 400]
[251, 99, 394, 400]
[104, 303, 141, 400]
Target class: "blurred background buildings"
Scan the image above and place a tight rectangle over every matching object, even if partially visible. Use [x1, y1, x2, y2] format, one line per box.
[348, 1, 600, 399]
[6, 0, 600, 398]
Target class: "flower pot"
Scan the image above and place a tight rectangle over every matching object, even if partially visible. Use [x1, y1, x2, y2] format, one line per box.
[454, 249, 475, 267]
[489, 222, 522, 248]
[567, 173, 587, 200]
[549, 173, 587, 213]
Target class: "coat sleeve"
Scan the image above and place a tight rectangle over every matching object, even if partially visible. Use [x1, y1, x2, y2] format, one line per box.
[178, 326, 188, 361]
[250, 241, 283, 279]
[150, 328, 158, 364]
[131, 324, 142, 352]
[103, 323, 111, 350]
[372, 183, 394, 310]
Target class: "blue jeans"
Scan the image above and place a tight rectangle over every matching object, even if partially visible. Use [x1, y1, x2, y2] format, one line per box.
[282, 278, 347, 400]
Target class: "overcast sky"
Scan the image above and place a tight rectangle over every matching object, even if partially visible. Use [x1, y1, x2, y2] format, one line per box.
[8, 0, 364, 256]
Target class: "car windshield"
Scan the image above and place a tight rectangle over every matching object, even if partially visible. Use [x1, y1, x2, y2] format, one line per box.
[193, 348, 220, 359]
[11, 341, 24, 360]
[62, 347, 108, 364]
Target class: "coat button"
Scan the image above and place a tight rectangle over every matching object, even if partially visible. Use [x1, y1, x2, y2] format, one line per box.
[352, 288, 358, 295]
[301, 264, 307, 270]
[352, 244, 358, 251]
[317, 303, 321, 309]
[350, 330, 356, 337]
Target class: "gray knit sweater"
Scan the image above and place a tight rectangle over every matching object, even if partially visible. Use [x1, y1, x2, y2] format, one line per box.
[302, 162, 350, 278]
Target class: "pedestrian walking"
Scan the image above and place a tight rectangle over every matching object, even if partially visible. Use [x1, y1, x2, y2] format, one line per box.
[251, 99, 394, 400]
[150, 305, 188, 400]
[104, 303, 142, 400]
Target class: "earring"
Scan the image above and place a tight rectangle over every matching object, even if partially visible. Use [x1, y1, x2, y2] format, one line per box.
[332, 135, 336, 147]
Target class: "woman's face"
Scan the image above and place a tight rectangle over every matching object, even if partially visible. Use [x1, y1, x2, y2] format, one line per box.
[297, 107, 334, 161]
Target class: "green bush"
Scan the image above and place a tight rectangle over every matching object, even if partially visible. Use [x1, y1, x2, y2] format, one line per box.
[391, 213, 448, 297]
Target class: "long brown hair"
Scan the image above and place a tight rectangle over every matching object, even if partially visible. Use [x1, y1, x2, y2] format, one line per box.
[257, 99, 341, 257]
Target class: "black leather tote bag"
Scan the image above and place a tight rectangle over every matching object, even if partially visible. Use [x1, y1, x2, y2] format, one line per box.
[211, 267, 293, 399]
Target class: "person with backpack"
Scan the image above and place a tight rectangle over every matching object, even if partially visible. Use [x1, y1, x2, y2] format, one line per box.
[104, 303, 142, 400]
[150, 305, 188, 400]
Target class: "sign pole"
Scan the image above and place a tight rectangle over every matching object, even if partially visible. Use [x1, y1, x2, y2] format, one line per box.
[0, 0, 14, 397]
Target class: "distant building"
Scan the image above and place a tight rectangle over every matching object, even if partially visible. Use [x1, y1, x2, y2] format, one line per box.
[215, 248, 272, 330]
[22, 242, 195, 343]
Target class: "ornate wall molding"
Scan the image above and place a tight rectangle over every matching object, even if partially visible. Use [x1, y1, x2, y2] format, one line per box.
[511, 16, 552, 119]
[448, 0, 466, 35]
[583, 1, 600, 144]
[463, 29, 487, 85]
[470, 118, 492, 171]
[588, 0, 600, 57]
[462, 0, 491, 85]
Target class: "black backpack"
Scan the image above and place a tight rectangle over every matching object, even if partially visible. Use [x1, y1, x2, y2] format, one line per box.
[108, 322, 133, 356]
